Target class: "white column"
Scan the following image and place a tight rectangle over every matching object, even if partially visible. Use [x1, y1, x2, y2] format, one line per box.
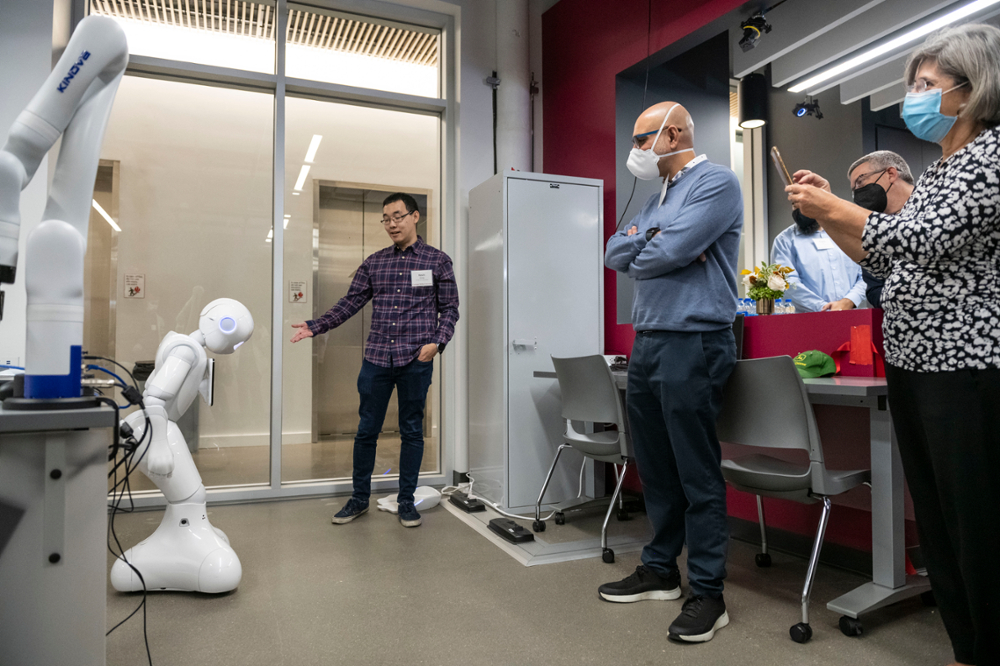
[496, 0, 531, 173]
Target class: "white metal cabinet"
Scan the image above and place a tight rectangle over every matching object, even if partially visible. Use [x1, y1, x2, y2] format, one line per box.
[468, 172, 603, 510]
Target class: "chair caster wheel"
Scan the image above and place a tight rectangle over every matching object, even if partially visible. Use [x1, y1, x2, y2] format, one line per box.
[616, 509, 630, 521]
[532, 520, 545, 533]
[789, 622, 812, 643]
[602, 548, 615, 563]
[839, 615, 863, 637]
[920, 591, 937, 607]
[554, 512, 565, 525]
[755, 553, 772, 568]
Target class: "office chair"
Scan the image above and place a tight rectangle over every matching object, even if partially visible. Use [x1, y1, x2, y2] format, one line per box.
[534, 355, 633, 564]
[716, 356, 870, 643]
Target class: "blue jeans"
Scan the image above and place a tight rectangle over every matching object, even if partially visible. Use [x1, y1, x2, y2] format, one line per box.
[627, 328, 736, 598]
[353, 357, 434, 504]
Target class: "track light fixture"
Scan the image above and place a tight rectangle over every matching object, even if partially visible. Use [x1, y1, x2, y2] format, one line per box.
[793, 96, 823, 119]
[739, 14, 772, 52]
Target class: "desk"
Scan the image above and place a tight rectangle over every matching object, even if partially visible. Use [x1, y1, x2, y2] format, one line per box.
[0, 405, 116, 666]
[533, 370, 930, 624]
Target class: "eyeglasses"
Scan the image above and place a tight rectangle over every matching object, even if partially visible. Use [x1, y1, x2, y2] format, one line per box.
[631, 127, 681, 149]
[851, 168, 887, 191]
[381, 210, 415, 226]
[906, 77, 967, 94]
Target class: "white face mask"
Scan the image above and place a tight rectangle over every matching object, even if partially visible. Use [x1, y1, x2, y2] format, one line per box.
[626, 104, 694, 180]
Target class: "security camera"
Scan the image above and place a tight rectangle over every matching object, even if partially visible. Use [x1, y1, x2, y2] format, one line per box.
[739, 15, 772, 52]
[793, 97, 823, 120]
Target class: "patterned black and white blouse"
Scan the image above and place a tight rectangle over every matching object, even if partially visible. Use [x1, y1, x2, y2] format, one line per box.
[860, 125, 1000, 372]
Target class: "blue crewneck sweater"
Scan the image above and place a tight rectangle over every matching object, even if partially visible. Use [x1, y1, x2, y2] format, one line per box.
[605, 160, 743, 332]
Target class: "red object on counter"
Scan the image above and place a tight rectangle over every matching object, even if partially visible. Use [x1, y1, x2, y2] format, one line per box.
[742, 309, 885, 377]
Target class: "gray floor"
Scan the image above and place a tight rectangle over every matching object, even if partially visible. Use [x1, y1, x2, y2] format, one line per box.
[112, 434, 440, 491]
[106, 497, 953, 666]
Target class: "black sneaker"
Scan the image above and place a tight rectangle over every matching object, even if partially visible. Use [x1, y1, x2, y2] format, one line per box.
[331, 497, 369, 524]
[398, 500, 422, 528]
[598, 565, 681, 603]
[668, 594, 729, 643]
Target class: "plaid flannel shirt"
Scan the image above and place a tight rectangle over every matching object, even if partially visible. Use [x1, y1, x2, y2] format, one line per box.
[307, 237, 459, 367]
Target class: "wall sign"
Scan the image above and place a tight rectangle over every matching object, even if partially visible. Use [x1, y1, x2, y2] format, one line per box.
[289, 281, 307, 304]
[124, 273, 144, 299]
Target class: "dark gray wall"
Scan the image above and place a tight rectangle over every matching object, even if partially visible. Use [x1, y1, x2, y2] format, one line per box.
[614, 32, 732, 323]
[764, 85, 864, 254]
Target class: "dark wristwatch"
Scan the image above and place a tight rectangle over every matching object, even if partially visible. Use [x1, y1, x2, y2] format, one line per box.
[436, 343, 446, 355]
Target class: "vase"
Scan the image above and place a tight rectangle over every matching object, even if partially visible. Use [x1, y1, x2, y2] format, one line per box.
[755, 298, 774, 315]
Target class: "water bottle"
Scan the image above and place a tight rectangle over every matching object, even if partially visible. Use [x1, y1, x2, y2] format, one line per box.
[786, 299, 795, 314]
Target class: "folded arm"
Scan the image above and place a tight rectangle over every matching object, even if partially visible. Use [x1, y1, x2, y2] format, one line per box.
[627, 171, 740, 280]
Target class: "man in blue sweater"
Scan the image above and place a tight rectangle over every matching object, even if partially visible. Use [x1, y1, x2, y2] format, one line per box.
[600, 102, 742, 643]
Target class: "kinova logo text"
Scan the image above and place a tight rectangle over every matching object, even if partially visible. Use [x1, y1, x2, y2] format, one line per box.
[57, 51, 91, 93]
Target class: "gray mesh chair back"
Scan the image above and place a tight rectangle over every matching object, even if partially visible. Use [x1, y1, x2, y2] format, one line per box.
[550, 355, 628, 461]
[717, 355, 871, 643]
[716, 355, 825, 465]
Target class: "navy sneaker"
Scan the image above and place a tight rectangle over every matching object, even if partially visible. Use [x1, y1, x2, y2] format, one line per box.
[331, 497, 369, 524]
[598, 565, 682, 603]
[668, 594, 729, 643]
[398, 500, 422, 527]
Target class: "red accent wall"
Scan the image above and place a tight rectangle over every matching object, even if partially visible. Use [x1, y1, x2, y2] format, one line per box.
[542, 0, 747, 356]
[541, 2, 919, 555]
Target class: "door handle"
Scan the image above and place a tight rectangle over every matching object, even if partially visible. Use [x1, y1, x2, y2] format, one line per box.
[512, 338, 537, 352]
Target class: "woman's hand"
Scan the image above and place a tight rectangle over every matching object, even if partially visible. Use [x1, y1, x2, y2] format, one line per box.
[792, 169, 832, 192]
[786, 183, 840, 220]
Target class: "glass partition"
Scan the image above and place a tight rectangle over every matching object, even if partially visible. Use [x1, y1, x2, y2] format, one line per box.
[97, 76, 274, 491]
[281, 96, 441, 484]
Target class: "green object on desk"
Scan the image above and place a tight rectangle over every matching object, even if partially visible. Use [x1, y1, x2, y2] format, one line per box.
[794, 350, 836, 378]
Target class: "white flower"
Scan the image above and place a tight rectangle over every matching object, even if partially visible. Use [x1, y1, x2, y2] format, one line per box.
[742, 274, 754, 287]
[767, 274, 787, 291]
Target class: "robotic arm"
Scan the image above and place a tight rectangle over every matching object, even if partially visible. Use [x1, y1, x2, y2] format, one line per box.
[0, 16, 128, 400]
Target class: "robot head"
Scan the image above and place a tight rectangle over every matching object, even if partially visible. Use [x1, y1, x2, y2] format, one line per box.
[198, 298, 253, 354]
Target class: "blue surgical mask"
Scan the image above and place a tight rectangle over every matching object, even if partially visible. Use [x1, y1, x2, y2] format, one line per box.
[901, 82, 967, 144]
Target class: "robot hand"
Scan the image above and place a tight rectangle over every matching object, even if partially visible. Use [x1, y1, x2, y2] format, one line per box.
[133, 404, 175, 477]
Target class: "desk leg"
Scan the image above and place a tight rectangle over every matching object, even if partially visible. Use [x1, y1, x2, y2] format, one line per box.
[826, 405, 930, 620]
[871, 407, 904, 589]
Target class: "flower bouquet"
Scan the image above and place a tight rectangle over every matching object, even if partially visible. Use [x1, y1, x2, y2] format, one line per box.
[741, 262, 794, 314]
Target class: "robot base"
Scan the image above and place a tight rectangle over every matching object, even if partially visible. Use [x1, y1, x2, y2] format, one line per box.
[110, 500, 242, 593]
[4, 396, 101, 411]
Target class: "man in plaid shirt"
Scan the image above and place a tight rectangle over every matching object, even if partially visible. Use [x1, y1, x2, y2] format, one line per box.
[290, 193, 459, 528]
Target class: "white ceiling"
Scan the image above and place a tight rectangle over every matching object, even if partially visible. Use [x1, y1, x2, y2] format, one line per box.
[732, 0, 1000, 111]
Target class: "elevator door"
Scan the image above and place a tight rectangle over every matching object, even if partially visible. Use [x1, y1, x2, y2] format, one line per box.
[313, 186, 427, 437]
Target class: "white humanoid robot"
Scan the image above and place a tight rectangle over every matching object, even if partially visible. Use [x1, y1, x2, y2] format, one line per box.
[110, 298, 253, 594]
[0, 15, 128, 402]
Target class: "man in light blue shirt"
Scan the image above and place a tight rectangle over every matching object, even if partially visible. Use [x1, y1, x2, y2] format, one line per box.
[771, 212, 866, 312]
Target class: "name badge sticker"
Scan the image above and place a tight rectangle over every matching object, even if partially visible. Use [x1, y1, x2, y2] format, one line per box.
[411, 270, 433, 287]
[813, 237, 837, 251]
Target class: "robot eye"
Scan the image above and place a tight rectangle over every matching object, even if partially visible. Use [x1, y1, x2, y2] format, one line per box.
[219, 317, 237, 334]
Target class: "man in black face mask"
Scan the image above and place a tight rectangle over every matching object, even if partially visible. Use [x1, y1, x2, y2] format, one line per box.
[792, 152, 915, 308]
[848, 152, 915, 308]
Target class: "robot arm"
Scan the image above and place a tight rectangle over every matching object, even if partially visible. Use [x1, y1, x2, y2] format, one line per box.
[0, 15, 128, 284]
[142, 344, 198, 476]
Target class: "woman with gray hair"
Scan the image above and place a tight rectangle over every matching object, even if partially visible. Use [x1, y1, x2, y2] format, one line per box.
[786, 23, 1000, 666]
